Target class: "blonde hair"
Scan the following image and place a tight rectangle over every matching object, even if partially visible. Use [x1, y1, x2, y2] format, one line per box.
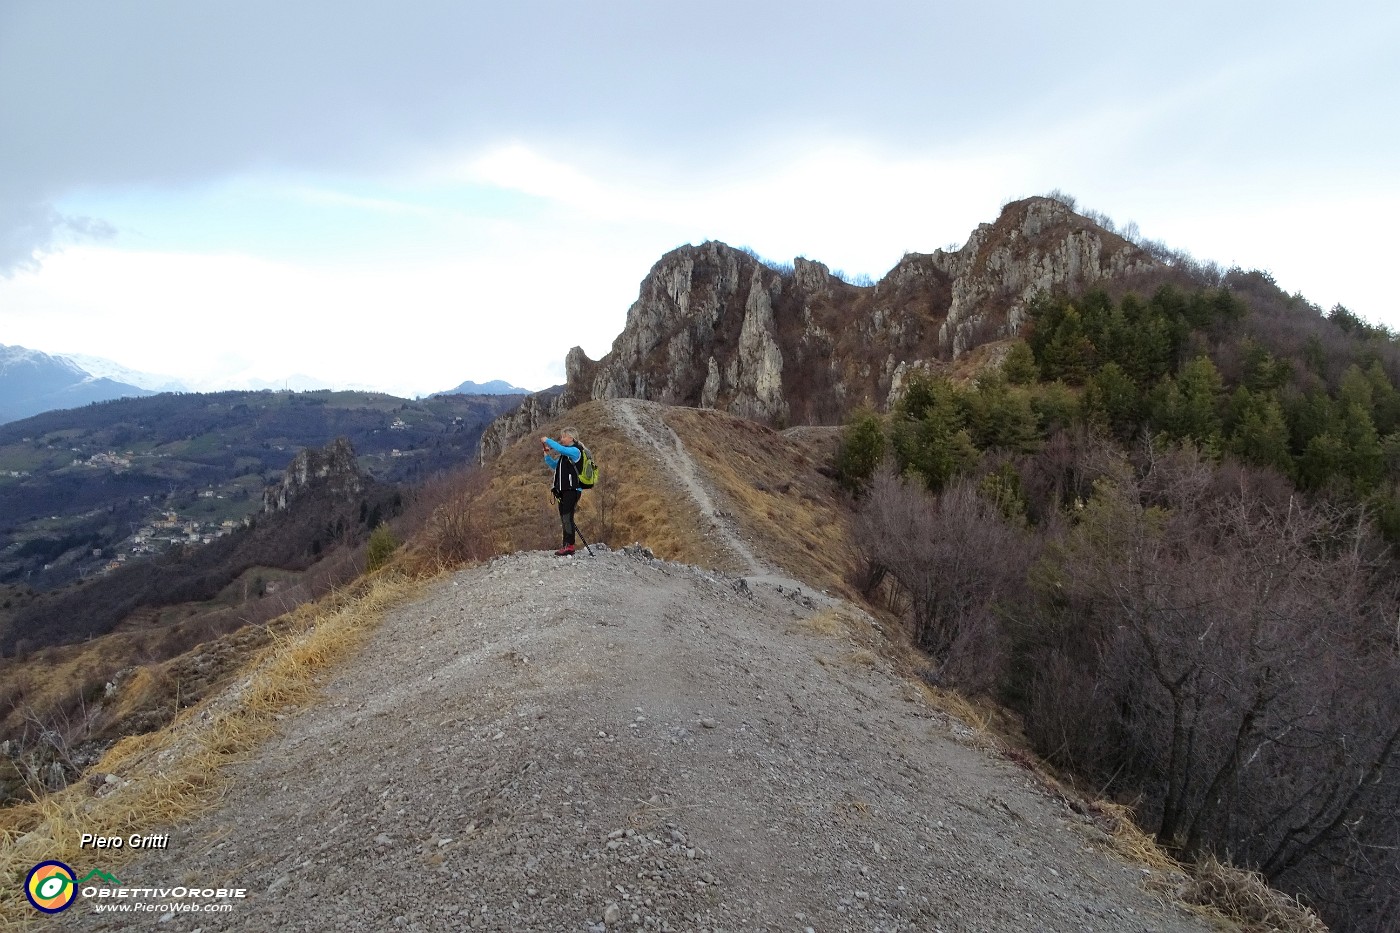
[561, 427, 580, 442]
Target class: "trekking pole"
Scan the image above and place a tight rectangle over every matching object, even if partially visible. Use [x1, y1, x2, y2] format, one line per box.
[575, 521, 594, 557]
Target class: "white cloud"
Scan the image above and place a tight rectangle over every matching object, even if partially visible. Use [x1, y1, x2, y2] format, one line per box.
[460, 141, 1029, 273]
[1145, 193, 1400, 319]
[280, 184, 439, 218]
[0, 244, 629, 396]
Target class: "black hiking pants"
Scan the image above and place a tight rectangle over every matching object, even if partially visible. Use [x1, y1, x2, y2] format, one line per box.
[556, 489, 581, 545]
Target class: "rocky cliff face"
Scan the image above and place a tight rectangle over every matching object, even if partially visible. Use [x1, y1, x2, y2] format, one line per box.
[484, 197, 1165, 456]
[927, 197, 1160, 357]
[476, 387, 568, 461]
[262, 437, 364, 512]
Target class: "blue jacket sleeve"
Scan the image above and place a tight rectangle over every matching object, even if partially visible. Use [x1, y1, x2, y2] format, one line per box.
[543, 452, 559, 470]
[544, 439, 581, 462]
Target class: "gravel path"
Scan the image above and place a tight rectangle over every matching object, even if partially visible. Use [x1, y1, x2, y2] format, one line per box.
[69, 547, 1214, 933]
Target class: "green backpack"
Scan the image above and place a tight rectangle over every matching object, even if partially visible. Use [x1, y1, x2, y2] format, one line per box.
[576, 444, 598, 489]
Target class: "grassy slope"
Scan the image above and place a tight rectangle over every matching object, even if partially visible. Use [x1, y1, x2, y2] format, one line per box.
[467, 401, 735, 568]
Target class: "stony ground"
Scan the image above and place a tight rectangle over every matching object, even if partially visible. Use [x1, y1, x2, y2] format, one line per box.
[68, 545, 1217, 933]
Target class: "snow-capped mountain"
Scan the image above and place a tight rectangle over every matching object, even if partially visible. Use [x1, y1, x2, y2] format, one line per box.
[0, 344, 155, 424]
[58, 353, 189, 393]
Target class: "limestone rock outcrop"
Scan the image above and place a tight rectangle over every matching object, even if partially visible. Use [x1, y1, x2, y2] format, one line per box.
[483, 197, 1168, 457]
[928, 196, 1159, 357]
[262, 437, 363, 512]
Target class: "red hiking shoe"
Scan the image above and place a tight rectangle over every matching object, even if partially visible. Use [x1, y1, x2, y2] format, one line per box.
[554, 544, 575, 556]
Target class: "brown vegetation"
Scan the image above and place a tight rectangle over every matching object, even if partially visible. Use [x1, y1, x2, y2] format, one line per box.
[1, 479, 401, 656]
[412, 401, 734, 572]
[0, 397, 865, 924]
[0, 480, 395, 803]
[9, 384, 1364, 930]
[852, 433, 1400, 931]
[402, 398, 857, 597]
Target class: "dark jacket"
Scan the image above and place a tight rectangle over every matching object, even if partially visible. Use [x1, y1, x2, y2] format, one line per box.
[544, 439, 581, 495]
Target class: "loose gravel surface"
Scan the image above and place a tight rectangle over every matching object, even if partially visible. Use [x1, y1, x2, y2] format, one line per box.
[69, 547, 1216, 933]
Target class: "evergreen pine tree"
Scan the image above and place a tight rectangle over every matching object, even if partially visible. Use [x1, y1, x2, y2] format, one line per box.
[1226, 388, 1293, 477]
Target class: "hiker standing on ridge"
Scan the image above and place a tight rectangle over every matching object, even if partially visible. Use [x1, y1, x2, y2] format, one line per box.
[542, 428, 583, 556]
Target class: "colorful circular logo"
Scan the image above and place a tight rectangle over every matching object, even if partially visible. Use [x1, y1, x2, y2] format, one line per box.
[25, 861, 76, 913]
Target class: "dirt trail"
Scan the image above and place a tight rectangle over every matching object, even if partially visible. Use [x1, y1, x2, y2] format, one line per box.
[609, 400, 834, 605]
[611, 399, 766, 577]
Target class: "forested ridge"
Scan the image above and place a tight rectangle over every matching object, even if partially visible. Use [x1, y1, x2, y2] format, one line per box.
[836, 272, 1400, 932]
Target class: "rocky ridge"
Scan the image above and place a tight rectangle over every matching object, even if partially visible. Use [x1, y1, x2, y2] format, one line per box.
[479, 386, 568, 464]
[481, 197, 1163, 460]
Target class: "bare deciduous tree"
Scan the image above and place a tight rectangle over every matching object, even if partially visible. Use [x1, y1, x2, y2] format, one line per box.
[1037, 447, 1400, 929]
[854, 439, 1400, 930]
[854, 468, 1035, 693]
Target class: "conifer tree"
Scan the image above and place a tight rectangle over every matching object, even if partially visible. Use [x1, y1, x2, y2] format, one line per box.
[1226, 388, 1293, 477]
[835, 411, 887, 494]
[1365, 360, 1400, 434]
[1040, 307, 1096, 384]
[1176, 357, 1224, 448]
[965, 374, 1040, 453]
[1001, 341, 1037, 385]
[1340, 402, 1384, 491]
[1082, 363, 1140, 440]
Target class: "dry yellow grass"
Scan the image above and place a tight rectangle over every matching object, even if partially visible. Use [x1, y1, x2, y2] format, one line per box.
[844, 647, 879, 668]
[916, 683, 995, 735]
[0, 637, 146, 741]
[797, 607, 848, 637]
[410, 400, 853, 587]
[1178, 855, 1329, 933]
[1087, 799, 1183, 874]
[449, 401, 734, 570]
[0, 571, 420, 929]
[661, 406, 855, 594]
[0, 567, 319, 757]
[0, 396, 855, 927]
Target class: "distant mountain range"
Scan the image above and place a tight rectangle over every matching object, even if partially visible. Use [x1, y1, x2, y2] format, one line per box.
[434, 379, 529, 396]
[0, 344, 155, 424]
[0, 343, 529, 424]
[59, 357, 336, 395]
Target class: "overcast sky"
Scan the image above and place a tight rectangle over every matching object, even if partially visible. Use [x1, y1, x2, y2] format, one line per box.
[2, 0, 1397, 397]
